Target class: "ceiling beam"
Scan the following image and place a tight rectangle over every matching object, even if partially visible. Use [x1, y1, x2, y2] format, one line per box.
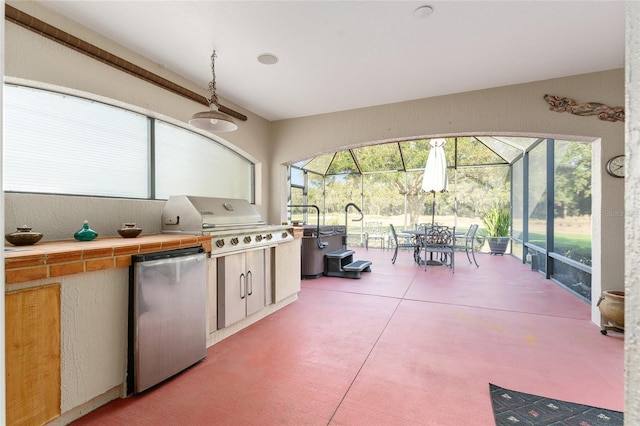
[4, 4, 248, 122]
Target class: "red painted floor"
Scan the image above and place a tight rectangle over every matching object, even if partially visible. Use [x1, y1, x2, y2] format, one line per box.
[72, 249, 624, 425]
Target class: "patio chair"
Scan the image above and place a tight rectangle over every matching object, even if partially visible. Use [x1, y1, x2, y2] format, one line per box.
[389, 224, 419, 264]
[365, 221, 386, 250]
[420, 225, 455, 272]
[455, 224, 479, 267]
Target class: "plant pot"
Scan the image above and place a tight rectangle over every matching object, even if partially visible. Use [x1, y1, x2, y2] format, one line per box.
[487, 236, 509, 255]
[597, 290, 625, 329]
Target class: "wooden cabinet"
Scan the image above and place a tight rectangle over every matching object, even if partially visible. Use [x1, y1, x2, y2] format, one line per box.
[5, 284, 61, 426]
[217, 248, 271, 328]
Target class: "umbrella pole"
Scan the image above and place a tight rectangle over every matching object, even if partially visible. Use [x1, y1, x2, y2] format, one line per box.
[431, 192, 436, 226]
[427, 191, 443, 266]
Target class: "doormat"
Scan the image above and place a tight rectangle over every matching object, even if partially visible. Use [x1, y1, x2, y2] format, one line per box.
[489, 383, 623, 425]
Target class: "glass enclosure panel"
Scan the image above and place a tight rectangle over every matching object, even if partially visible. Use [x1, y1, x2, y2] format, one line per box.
[4, 85, 149, 198]
[400, 139, 430, 170]
[290, 167, 305, 187]
[405, 170, 432, 228]
[552, 260, 591, 301]
[528, 247, 547, 275]
[512, 241, 523, 260]
[289, 187, 305, 223]
[362, 172, 405, 224]
[155, 121, 253, 201]
[354, 143, 403, 172]
[324, 173, 361, 226]
[493, 136, 541, 152]
[458, 137, 508, 166]
[476, 136, 536, 163]
[554, 141, 592, 266]
[305, 153, 334, 175]
[528, 143, 547, 249]
[512, 158, 524, 242]
[327, 151, 359, 175]
[307, 172, 324, 215]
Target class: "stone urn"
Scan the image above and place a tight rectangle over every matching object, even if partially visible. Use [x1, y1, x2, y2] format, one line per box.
[597, 290, 625, 330]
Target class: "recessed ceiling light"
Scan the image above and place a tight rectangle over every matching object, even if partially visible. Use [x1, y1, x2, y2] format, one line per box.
[257, 53, 279, 65]
[413, 5, 434, 19]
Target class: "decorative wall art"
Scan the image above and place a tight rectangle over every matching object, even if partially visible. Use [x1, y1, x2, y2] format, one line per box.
[543, 94, 624, 122]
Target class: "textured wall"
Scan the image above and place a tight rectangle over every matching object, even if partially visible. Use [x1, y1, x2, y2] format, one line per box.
[7, 267, 129, 416]
[4, 1, 272, 219]
[626, 2, 640, 423]
[271, 70, 625, 326]
[5, 193, 165, 241]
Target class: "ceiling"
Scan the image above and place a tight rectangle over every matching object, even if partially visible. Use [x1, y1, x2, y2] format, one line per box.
[37, 1, 625, 122]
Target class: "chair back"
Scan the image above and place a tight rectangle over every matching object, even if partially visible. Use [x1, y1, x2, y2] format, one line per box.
[423, 225, 455, 248]
[466, 224, 479, 244]
[389, 223, 399, 244]
[366, 221, 384, 234]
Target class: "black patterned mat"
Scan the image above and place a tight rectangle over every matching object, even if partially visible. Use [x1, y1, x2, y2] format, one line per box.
[490, 383, 623, 425]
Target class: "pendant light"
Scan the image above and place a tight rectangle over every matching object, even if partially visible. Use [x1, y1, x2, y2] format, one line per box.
[189, 51, 238, 133]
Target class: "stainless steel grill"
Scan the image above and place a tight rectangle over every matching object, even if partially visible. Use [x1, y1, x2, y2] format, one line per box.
[161, 196, 293, 255]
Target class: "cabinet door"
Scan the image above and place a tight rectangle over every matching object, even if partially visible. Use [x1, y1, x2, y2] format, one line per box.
[6, 285, 61, 425]
[274, 239, 302, 302]
[217, 253, 247, 328]
[245, 249, 266, 317]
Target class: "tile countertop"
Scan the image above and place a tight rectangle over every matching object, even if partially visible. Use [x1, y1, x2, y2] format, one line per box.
[4, 234, 213, 286]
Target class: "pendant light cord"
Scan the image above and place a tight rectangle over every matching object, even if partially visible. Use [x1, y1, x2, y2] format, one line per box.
[209, 51, 219, 107]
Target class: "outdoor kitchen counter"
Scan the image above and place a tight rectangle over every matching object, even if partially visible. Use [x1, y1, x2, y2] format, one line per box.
[4, 234, 214, 286]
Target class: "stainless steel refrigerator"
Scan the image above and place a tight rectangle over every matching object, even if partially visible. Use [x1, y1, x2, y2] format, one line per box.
[128, 246, 207, 393]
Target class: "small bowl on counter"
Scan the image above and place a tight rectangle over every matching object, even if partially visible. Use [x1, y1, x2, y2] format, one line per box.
[118, 223, 142, 238]
[5, 225, 43, 246]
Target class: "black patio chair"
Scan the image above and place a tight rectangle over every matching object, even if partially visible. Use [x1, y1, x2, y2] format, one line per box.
[455, 223, 480, 267]
[389, 224, 419, 264]
[420, 225, 455, 272]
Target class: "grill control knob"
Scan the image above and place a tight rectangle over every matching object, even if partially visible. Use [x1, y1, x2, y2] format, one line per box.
[230, 237, 239, 246]
[255, 235, 263, 242]
[215, 239, 225, 248]
[266, 233, 273, 240]
[282, 232, 288, 239]
[243, 236, 252, 244]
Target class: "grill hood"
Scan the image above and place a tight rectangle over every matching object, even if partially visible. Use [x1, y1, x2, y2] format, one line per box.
[162, 196, 265, 234]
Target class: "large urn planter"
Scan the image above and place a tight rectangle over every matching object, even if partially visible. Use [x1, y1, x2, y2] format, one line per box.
[487, 236, 509, 255]
[597, 290, 624, 335]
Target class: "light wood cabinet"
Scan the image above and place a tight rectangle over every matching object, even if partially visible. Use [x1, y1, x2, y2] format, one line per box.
[5, 284, 61, 426]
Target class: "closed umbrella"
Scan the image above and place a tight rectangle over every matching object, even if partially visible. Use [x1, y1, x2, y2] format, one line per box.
[421, 138, 448, 225]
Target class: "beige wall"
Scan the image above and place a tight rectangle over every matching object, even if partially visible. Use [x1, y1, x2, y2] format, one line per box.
[4, 0, 272, 218]
[271, 69, 626, 326]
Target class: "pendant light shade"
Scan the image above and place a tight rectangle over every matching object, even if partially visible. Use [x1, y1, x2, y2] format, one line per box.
[189, 51, 237, 133]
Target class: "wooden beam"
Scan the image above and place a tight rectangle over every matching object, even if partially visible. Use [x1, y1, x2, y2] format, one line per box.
[5, 4, 248, 122]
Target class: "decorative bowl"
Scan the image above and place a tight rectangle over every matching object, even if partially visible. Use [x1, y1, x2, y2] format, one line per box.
[118, 223, 142, 238]
[5, 225, 43, 246]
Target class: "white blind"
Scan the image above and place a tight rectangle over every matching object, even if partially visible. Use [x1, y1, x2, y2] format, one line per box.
[3, 85, 149, 198]
[155, 121, 254, 201]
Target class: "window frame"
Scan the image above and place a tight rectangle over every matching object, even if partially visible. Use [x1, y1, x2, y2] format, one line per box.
[3, 81, 256, 203]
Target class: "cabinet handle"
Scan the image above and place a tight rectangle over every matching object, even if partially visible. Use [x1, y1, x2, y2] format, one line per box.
[240, 273, 246, 299]
[247, 270, 253, 296]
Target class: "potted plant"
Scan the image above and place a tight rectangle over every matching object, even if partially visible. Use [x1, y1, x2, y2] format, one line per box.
[481, 206, 510, 255]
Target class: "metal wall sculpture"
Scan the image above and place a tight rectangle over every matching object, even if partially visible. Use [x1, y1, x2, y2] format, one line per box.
[544, 94, 624, 123]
